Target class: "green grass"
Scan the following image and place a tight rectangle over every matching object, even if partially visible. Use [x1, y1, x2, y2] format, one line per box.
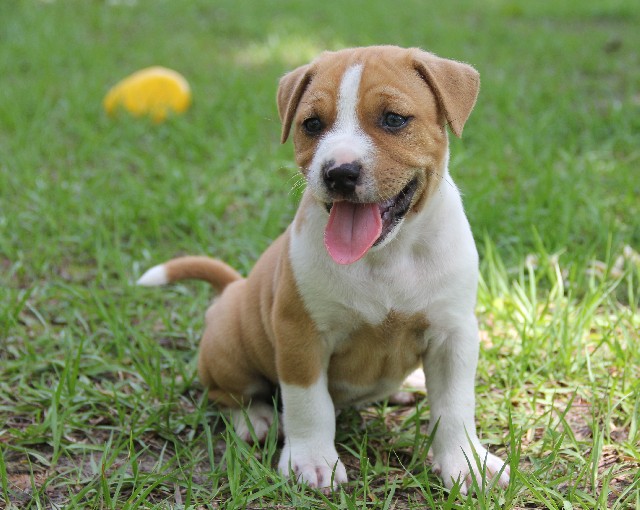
[1, 0, 638, 508]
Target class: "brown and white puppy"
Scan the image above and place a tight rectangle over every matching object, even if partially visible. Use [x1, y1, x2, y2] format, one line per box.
[138, 46, 510, 493]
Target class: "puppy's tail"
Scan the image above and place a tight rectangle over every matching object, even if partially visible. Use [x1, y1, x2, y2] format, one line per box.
[137, 256, 243, 293]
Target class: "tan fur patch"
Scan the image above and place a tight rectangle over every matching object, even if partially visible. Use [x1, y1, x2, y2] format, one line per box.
[273, 244, 325, 386]
[328, 311, 429, 406]
[197, 279, 275, 407]
[355, 50, 449, 209]
[197, 230, 327, 405]
[196, 237, 289, 406]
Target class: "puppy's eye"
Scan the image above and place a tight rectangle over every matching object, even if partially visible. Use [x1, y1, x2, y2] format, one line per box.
[382, 112, 409, 130]
[302, 117, 323, 135]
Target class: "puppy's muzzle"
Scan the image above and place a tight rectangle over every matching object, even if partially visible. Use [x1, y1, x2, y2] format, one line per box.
[323, 161, 361, 196]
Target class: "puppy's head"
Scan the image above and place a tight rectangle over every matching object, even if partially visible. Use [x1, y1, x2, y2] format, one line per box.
[277, 46, 479, 264]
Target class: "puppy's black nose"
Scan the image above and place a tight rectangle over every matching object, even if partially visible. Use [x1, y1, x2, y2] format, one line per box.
[323, 162, 361, 195]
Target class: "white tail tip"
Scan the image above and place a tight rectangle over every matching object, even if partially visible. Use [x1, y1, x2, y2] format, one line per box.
[137, 264, 168, 286]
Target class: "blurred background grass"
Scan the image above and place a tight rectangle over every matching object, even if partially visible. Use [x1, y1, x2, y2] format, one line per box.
[1, 0, 638, 278]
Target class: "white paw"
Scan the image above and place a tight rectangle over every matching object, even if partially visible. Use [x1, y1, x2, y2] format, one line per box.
[231, 402, 276, 443]
[278, 441, 348, 489]
[434, 444, 510, 495]
[388, 390, 417, 405]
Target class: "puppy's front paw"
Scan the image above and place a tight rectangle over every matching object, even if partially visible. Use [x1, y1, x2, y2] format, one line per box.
[434, 444, 509, 495]
[278, 442, 348, 489]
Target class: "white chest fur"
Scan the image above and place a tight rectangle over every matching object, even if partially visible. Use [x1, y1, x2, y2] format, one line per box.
[289, 175, 480, 404]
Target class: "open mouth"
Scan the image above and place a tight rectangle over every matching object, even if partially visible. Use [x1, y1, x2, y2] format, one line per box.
[324, 178, 419, 264]
[373, 177, 419, 245]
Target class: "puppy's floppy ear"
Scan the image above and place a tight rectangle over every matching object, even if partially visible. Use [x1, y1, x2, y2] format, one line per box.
[412, 50, 480, 138]
[277, 64, 312, 144]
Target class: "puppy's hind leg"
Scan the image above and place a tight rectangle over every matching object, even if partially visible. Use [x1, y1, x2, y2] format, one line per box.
[230, 401, 279, 444]
[206, 386, 279, 445]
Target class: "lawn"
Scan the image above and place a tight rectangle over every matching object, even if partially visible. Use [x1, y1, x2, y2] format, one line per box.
[1, 0, 639, 508]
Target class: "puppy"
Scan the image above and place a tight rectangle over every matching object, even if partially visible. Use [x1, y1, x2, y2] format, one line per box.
[138, 45, 510, 493]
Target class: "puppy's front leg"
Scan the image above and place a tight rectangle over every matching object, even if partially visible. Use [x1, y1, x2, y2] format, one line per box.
[424, 314, 509, 494]
[278, 372, 347, 488]
[273, 255, 347, 488]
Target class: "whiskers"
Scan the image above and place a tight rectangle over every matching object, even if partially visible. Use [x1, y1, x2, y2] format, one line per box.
[286, 170, 307, 197]
[426, 168, 455, 190]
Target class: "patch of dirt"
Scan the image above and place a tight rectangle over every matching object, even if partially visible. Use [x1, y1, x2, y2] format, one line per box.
[2, 426, 228, 508]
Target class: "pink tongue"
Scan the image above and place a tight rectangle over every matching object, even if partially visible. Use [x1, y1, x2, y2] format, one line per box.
[324, 202, 382, 264]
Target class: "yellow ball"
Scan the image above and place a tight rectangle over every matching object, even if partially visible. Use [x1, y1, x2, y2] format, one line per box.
[103, 66, 191, 122]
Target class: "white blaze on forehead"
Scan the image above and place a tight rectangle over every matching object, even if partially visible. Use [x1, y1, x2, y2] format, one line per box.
[307, 62, 376, 201]
[315, 64, 372, 168]
[334, 63, 364, 134]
